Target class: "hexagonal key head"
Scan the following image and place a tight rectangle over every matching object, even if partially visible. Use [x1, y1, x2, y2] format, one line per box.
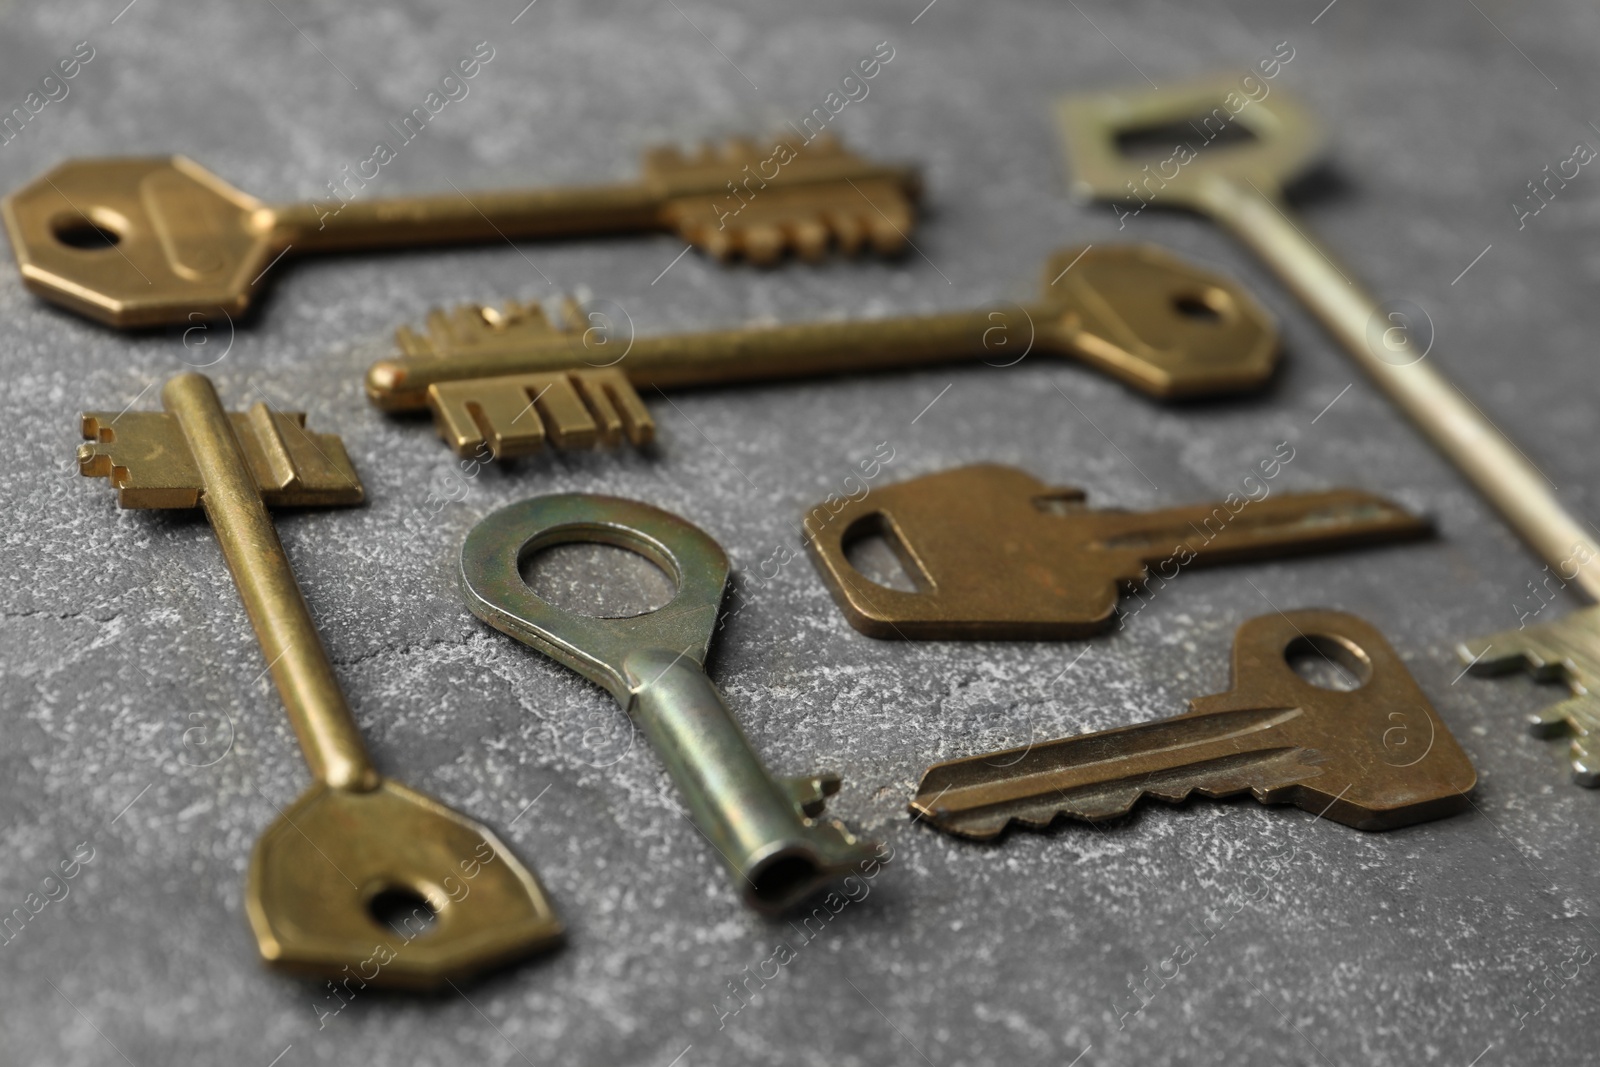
[3, 156, 277, 327]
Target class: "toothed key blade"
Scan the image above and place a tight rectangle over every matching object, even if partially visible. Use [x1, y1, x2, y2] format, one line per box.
[1460, 605, 1600, 785]
[79, 403, 362, 508]
[426, 369, 653, 460]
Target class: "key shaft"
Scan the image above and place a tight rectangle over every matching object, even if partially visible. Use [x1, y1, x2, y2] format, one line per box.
[162, 373, 374, 791]
[370, 306, 1053, 411]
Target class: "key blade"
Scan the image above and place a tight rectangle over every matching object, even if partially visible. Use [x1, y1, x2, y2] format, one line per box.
[79, 404, 363, 508]
[1459, 605, 1600, 785]
[645, 133, 919, 264]
[665, 178, 916, 265]
[248, 780, 563, 989]
[4, 157, 277, 327]
[1084, 487, 1432, 563]
[1053, 77, 1324, 209]
[426, 369, 654, 460]
[912, 706, 1315, 839]
[1039, 244, 1279, 397]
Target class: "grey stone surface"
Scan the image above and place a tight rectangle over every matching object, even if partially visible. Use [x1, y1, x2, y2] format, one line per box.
[2, 0, 1599, 1064]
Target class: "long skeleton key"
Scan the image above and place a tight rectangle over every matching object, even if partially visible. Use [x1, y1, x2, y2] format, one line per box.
[365, 243, 1281, 459]
[912, 610, 1477, 838]
[459, 494, 878, 915]
[5, 133, 919, 328]
[1055, 79, 1600, 782]
[78, 373, 561, 987]
[804, 464, 1431, 639]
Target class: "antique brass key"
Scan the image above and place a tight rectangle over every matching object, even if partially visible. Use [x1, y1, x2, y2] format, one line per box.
[1055, 80, 1600, 783]
[366, 244, 1280, 459]
[79, 373, 562, 987]
[460, 494, 878, 915]
[6, 134, 919, 328]
[805, 464, 1430, 639]
[911, 610, 1477, 838]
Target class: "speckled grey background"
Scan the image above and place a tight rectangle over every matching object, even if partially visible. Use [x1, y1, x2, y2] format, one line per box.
[4, 1, 1599, 1064]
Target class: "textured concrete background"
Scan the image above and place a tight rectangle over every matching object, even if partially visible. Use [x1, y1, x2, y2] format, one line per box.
[3, 1, 1599, 1064]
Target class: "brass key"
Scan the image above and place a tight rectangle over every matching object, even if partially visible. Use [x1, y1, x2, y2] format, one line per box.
[460, 494, 878, 915]
[79, 372, 562, 987]
[911, 610, 1477, 838]
[1055, 80, 1600, 781]
[365, 243, 1281, 459]
[5, 133, 919, 328]
[804, 464, 1431, 639]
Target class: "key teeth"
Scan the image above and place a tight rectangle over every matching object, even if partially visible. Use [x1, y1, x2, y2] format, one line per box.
[1460, 609, 1600, 786]
[914, 749, 1322, 839]
[428, 370, 656, 461]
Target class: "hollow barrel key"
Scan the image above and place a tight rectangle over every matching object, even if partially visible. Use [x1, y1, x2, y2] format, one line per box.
[912, 610, 1477, 838]
[460, 494, 878, 914]
[365, 244, 1281, 459]
[6, 133, 919, 328]
[806, 464, 1431, 639]
[78, 373, 562, 987]
[1056, 80, 1600, 784]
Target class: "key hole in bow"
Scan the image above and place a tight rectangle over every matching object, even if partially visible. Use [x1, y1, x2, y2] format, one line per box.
[840, 514, 930, 594]
[521, 541, 677, 618]
[367, 886, 439, 939]
[1171, 287, 1231, 323]
[51, 209, 125, 250]
[1113, 115, 1258, 160]
[1284, 634, 1372, 692]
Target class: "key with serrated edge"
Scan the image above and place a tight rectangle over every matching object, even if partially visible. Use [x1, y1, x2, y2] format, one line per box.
[5, 132, 919, 328]
[365, 244, 1281, 459]
[911, 610, 1476, 839]
[78, 372, 562, 988]
[804, 463, 1431, 639]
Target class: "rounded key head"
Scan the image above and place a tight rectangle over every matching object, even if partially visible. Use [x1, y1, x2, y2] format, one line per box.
[459, 494, 729, 701]
[247, 779, 563, 989]
[3, 157, 275, 328]
[1191, 609, 1478, 830]
[1038, 244, 1279, 397]
[1055, 77, 1324, 209]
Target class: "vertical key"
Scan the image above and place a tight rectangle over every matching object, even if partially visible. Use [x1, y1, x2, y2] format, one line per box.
[459, 494, 878, 915]
[804, 463, 1431, 638]
[1054, 81, 1600, 758]
[4, 134, 919, 328]
[79, 373, 562, 987]
[364, 244, 1282, 458]
[910, 610, 1477, 838]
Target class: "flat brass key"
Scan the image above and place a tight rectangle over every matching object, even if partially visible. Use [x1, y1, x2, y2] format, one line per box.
[912, 610, 1477, 838]
[78, 372, 561, 987]
[460, 494, 878, 915]
[365, 243, 1280, 459]
[805, 463, 1431, 639]
[1055, 80, 1600, 781]
[5, 133, 919, 328]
